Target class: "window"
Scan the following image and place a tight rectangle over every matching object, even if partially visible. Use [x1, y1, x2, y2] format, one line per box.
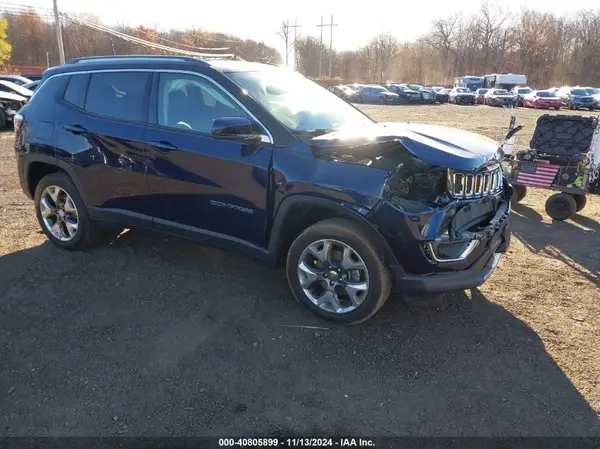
[85, 72, 150, 122]
[63, 74, 89, 108]
[157, 73, 250, 134]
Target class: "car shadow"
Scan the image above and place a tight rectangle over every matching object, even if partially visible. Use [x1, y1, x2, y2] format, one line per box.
[511, 203, 599, 287]
[0, 233, 599, 436]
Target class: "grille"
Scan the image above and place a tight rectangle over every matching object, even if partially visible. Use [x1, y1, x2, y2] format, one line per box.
[448, 164, 503, 199]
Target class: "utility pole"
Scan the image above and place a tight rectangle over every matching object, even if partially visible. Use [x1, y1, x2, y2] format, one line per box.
[281, 19, 301, 69]
[317, 16, 324, 77]
[328, 15, 337, 78]
[317, 15, 338, 78]
[293, 17, 299, 71]
[53, 0, 65, 64]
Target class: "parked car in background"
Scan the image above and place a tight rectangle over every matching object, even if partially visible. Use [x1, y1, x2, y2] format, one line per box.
[555, 87, 597, 110]
[436, 88, 451, 103]
[0, 80, 33, 99]
[23, 80, 40, 92]
[21, 74, 43, 81]
[14, 55, 512, 324]
[484, 89, 516, 107]
[583, 87, 600, 108]
[383, 84, 421, 104]
[0, 91, 27, 127]
[354, 85, 399, 104]
[0, 74, 32, 86]
[510, 86, 532, 106]
[449, 87, 475, 105]
[475, 88, 489, 104]
[522, 90, 561, 109]
[406, 84, 436, 103]
[328, 85, 356, 102]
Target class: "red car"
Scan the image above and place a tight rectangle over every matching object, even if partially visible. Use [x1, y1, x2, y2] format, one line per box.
[475, 88, 488, 104]
[523, 90, 561, 109]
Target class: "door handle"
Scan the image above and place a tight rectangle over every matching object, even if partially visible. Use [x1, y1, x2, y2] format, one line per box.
[64, 124, 87, 135]
[149, 140, 178, 153]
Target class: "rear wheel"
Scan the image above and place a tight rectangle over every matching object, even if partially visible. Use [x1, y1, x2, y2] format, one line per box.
[570, 193, 587, 212]
[34, 172, 103, 250]
[545, 193, 577, 221]
[286, 218, 392, 324]
[512, 185, 527, 203]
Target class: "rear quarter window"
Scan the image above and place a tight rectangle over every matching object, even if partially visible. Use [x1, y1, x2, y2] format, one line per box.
[63, 74, 90, 108]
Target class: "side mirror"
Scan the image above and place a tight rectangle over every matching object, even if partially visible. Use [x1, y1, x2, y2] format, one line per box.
[211, 117, 268, 143]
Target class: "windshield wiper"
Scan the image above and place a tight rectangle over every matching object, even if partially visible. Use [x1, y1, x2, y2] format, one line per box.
[292, 128, 332, 137]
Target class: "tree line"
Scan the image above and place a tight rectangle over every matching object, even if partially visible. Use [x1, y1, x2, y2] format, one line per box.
[0, 9, 281, 68]
[1, 4, 599, 89]
[292, 3, 600, 88]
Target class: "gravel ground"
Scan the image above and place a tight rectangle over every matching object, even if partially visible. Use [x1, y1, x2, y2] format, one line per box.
[1, 104, 599, 436]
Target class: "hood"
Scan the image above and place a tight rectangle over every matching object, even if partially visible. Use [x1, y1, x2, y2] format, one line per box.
[0, 91, 27, 102]
[310, 122, 502, 171]
[383, 92, 399, 96]
[456, 92, 475, 96]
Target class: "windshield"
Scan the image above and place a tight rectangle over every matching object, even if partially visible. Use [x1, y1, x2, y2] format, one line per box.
[408, 85, 423, 91]
[456, 88, 470, 93]
[494, 89, 509, 95]
[227, 69, 373, 133]
[0, 80, 32, 96]
[367, 86, 387, 94]
[536, 91, 552, 97]
[518, 88, 532, 94]
[476, 89, 489, 94]
[571, 89, 587, 96]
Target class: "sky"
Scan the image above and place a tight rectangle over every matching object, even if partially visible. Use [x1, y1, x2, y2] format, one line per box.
[12, 0, 600, 57]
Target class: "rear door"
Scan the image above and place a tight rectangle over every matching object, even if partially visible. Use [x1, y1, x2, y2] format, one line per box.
[143, 71, 274, 248]
[55, 71, 152, 226]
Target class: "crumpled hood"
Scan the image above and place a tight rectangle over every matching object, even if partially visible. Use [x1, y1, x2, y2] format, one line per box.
[0, 91, 27, 102]
[311, 122, 502, 171]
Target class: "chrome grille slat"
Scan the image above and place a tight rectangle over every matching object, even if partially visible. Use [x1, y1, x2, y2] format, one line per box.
[449, 165, 503, 200]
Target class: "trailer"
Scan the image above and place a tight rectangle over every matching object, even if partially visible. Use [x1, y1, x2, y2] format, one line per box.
[484, 73, 527, 91]
[501, 114, 600, 220]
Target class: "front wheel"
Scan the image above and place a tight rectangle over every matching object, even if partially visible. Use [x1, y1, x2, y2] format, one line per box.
[286, 218, 392, 324]
[570, 193, 587, 212]
[512, 185, 527, 203]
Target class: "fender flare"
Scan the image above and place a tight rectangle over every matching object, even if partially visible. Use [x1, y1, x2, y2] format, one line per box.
[24, 154, 89, 205]
[266, 195, 399, 267]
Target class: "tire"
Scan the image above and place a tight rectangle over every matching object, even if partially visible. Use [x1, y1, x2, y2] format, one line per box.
[34, 172, 103, 250]
[286, 218, 392, 325]
[545, 193, 577, 221]
[589, 107, 595, 111]
[570, 193, 587, 212]
[0, 109, 7, 129]
[512, 185, 527, 203]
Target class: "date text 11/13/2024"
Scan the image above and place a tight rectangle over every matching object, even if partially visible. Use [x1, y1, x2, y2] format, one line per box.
[218, 438, 375, 447]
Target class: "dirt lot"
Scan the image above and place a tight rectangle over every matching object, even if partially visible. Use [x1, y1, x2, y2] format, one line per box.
[0, 104, 599, 436]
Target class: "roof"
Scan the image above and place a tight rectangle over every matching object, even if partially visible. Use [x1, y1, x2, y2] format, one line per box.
[43, 55, 279, 77]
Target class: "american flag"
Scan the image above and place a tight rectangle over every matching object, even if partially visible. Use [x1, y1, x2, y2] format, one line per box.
[516, 161, 560, 187]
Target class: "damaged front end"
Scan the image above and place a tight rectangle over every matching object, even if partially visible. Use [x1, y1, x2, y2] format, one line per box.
[310, 122, 512, 290]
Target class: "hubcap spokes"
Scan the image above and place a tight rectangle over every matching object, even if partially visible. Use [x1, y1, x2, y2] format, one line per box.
[297, 239, 369, 314]
[40, 185, 79, 242]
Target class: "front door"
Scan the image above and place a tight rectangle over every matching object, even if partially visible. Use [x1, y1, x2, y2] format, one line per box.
[144, 72, 274, 248]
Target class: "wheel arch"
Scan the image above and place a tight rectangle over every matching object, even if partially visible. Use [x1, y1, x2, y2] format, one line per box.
[267, 195, 398, 268]
[24, 154, 88, 204]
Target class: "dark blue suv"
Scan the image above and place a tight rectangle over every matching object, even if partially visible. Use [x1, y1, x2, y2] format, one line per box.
[15, 55, 512, 324]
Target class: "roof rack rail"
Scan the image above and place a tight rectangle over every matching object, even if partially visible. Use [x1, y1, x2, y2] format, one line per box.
[66, 55, 210, 65]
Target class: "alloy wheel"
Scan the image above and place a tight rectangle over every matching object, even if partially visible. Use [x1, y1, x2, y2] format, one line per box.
[39, 185, 79, 242]
[297, 239, 369, 314]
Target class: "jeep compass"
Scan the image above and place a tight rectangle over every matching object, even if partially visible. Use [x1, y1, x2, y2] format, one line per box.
[15, 56, 512, 324]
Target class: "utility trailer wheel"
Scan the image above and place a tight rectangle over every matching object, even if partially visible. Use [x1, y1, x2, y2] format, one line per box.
[512, 185, 527, 203]
[570, 193, 587, 212]
[545, 193, 577, 221]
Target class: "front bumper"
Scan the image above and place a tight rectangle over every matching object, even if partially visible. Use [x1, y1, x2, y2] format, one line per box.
[455, 96, 475, 104]
[393, 216, 510, 294]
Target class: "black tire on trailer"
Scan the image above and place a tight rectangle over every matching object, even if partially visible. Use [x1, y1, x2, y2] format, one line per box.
[512, 185, 527, 203]
[545, 193, 577, 221]
[570, 193, 587, 212]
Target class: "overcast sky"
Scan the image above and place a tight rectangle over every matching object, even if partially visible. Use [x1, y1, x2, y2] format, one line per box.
[15, 0, 600, 56]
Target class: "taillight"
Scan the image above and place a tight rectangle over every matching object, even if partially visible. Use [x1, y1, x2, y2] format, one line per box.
[13, 113, 23, 131]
